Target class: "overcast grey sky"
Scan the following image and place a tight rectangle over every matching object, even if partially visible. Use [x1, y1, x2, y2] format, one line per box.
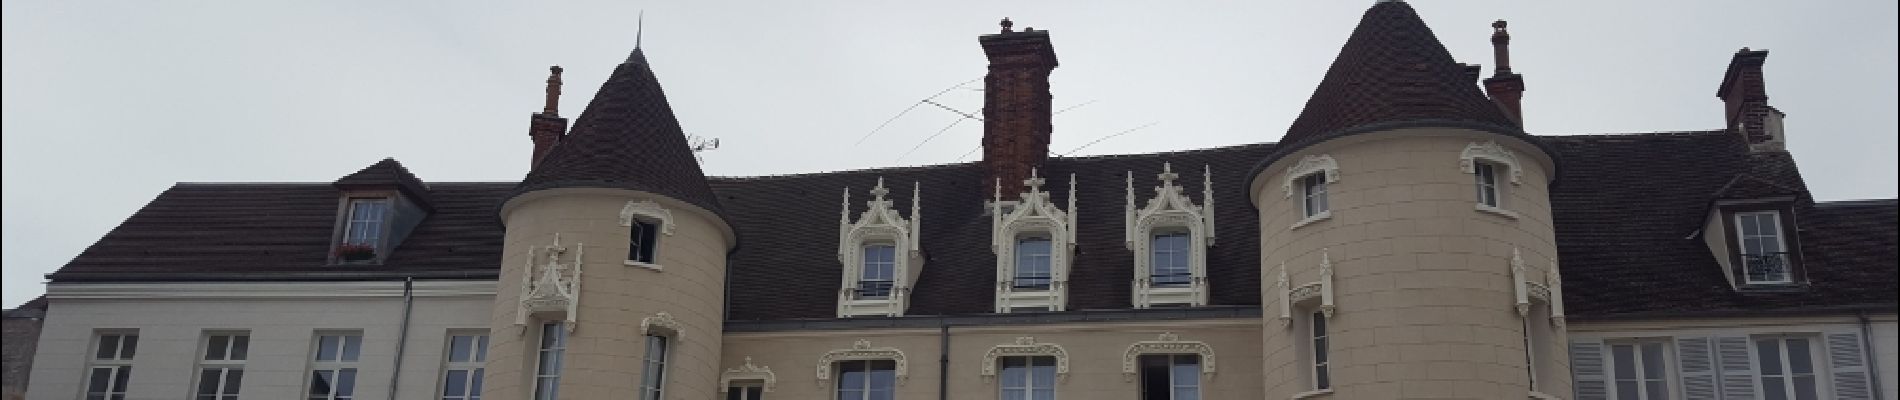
[4, 1, 1895, 308]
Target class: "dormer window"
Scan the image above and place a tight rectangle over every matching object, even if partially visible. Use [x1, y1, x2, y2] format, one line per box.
[629, 220, 659, 264]
[1735, 211, 1791, 284]
[1013, 236, 1054, 290]
[1126, 163, 1215, 308]
[343, 198, 390, 247]
[838, 179, 923, 317]
[329, 158, 434, 265]
[1150, 231, 1192, 287]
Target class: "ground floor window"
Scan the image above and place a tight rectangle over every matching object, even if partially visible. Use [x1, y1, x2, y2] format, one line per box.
[835, 359, 896, 400]
[1138, 354, 1200, 400]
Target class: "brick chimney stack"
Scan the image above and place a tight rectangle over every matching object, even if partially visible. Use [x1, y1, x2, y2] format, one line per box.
[979, 18, 1059, 199]
[1718, 48, 1785, 152]
[528, 65, 569, 168]
[1482, 20, 1526, 128]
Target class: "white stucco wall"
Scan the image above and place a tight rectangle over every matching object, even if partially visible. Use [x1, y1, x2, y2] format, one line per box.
[24, 281, 492, 400]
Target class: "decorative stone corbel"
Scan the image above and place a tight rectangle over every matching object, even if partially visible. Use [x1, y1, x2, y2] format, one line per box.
[641, 311, 683, 338]
[1276, 263, 1291, 326]
[1512, 248, 1531, 317]
[980, 337, 1070, 381]
[1547, 260, 1566, 327]
[1282, 154, 1340, 198]
[517, 233, 583, 334]
[1460, 141, 1523, 184]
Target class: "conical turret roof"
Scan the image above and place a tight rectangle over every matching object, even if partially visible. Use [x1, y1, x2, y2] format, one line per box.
[511, 48, 725, 218]
[1280, 1, 1518, 143]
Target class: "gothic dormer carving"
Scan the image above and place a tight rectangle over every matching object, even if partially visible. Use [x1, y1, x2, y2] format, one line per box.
[837, 178, 924, 317]
[1511, 248, 1564, 327]
[992, 169, 1077, 313]
[1276, 249, 1337, 325]
[1460, 141, 1523, 184]
[517, 233, 584, 333]
[1125, 163, 1216, 308]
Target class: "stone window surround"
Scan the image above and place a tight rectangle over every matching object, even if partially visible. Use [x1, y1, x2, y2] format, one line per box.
[981, 336, 1070, 382]
[620, 200, 675, 271]
[721, 356, 778, 393]
[1275, 249, 1337, 325]
[816, 339, 908, 386]
[1282, 154, 1339, 230]
[1126, 163, 1217, 309]
[838, 178, 923, 318]
[639, 312, 683, 399]
[1120, 332, 1217, 382]
[992, 169, 1077, 313]
[517, 234, 583, 333]
[1461, 141, 1525, 219]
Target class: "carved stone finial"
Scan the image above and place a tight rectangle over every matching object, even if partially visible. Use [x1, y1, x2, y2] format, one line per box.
[1023, 168, 1046, 194]
[1000, 17, 1014, 33]
[1158, 162, 1179, 187]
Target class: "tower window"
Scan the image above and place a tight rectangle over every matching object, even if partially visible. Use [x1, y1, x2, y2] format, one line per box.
[1475, 162, 1501, 207]
[629, 221, 659, 264]
[1301, 174, 1329, 218]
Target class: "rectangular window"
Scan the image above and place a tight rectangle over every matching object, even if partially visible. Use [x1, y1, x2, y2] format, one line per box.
[639, 335, 669, 400]
[835, 359, 896, 400]
[726, 385, 765, 400]
[858, 244, 897, 299]
[1475, 162, 1501, 207]
[440, 332, 488, 400]
[1311, 312, 1330, 390]
[1000, 355, 1057, 400]
[533, 323, 567, 400]
[1608, 341, 1669, 400]
[86, 332, 137, 400]
[1756, 336, 1820, 400]
[196, 332, 249, 400]
[1301, 174, 1328, 218]
[343, 199, 390, 247]
[629, 221, 659, 263]
[1138, 354, 1200, 400]
[1150, 232, 1192, 287]
[1014, 237, 1053, 290]
[1735, 211, 1791, 284]
[307, 332, 362, 400]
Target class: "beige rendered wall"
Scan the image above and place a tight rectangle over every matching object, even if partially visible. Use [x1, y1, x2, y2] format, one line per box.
[1253, 128, 1568, 399]
[719, 319, 1263, 400]
[485, 189, 732, 400]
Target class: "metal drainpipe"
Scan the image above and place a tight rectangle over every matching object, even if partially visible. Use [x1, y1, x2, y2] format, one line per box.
[939, 323, 952, 400]
[1859, 311, 1888, 400]
[387, 277, 416, 400]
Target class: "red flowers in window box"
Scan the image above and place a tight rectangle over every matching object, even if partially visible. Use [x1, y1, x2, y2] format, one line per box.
[336, 243, 377, 262]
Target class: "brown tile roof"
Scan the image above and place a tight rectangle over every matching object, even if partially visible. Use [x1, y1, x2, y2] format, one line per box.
[512, 49, 725, 218]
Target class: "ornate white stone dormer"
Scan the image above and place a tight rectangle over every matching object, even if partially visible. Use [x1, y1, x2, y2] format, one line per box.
[1126, 163, 1216, 308]
[1121, 332, 1218, 382]
[837, 178, 924, 318]
[517, 233, 584, 334]
[1460, 140, 1523, 184]
[980, 337, 1070, 381]
[721, 356, 777, 393]
[1277, 249, 1337, 327]
[816, 339, 908, 387]
[991, 169, 1077, 313]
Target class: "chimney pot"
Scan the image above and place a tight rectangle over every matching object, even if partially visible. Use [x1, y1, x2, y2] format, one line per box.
[1483, 20, 1525, 128]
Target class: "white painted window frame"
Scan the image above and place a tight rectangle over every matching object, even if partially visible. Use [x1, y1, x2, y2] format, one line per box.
[194, 331, 249, 400]
[998, 355, 1060, 400]
[1475, 161, 1503, 208]
[1309, 311, 1330, 391]
[720, 356, 777, 395]
[637, 334, 670, 400]
[439, 331, 488, 400]
[1734, 211, 1792, 284]
[993, 170, 1076, 313]
[1462, 141, 1524, 219]
[342, 198, 390, 247]
[838, 178, 923, 317]
[1752, 334, 1825, 400]
[83, 330, 137, 400]
[1281, 154, 1338, 230]
[620, 200, 675, 270]
[1125, 164, 1215, 308]
[816, 340, 908, 388]
[1137, 353, 1203, 400]
[1121, 332, 1217, 382]
[531, 322, 567, 400]
[305, 331, 363, 400]
[1604, 339, 1674, 400]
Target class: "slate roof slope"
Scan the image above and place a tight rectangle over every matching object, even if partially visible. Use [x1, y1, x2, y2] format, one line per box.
[1547, 131, 1897, 318]
[333, 158, 431, 202]
[513, 49, 726, 218]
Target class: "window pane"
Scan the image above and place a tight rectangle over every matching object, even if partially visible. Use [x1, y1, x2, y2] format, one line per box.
[1761, 377, 1788, 400]
[1171, 357, 1200, 386]
[445, 370, 468, 396]
[1139, 356, 1170, 400]
[476, 336, 489, 362]
[310, 370, 334, 395]
[111, 366, 130, 392]
[224, 370, 243, 395]
[1644, 381, 1668, 400]
[470, 369, 484, 396]
[1172, 387, 1201, 400]
[335, 368, 357, 396]
[1792, 376, 1818, 400]
[1316, 364, 1330, 390]
[869, 361, 896, 390]
[1640, 343, 1665, 379]
[119, 336, 138, 359]
[1785, 338, 1812, 374]
[839, 362, 866, 390]
[1615, 381, 1641, 400]
[1030, 360, 1056, 389]
[1757, 339, 1783, 375]
[450, 336, 473, 363]
[206, 335, 228, 360]
[318, 336, 340, 361]
[97, 335, 120, 360]
[1000, 357, 1027, 387]
[199, 369, 222, 395]
[534, 377, 559, 400]
[341, 336, 362, 362]
[1314, 337, 1328, 364]
[88, 368, 112, 392]
[1612, 345, 1637, 379]
[230, 336, 249, 361]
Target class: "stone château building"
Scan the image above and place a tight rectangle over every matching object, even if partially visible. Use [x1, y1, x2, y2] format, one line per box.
[20, 2, 1898, 399]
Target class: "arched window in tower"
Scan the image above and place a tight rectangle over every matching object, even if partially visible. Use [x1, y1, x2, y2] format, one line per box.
[837, 178, 923, 318]
[1125, 163, 1216, 308]
[992, 169, 1077, 313]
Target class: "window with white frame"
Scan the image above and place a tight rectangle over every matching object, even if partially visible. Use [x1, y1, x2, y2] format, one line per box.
[1607, 341, 1670, 400]
[1150, 232, 1191, 288]
[858, 244, 896, 299]
[440, 332, 488, 400]
[726, 384, 765, 400]
[629, 220, 659, 264]
[1310, 311, 1330, 391]
[85, 331, 137, 400]
[533, 323, 566, 400]
[1137, 354, 1200, 400]
[834, 359, 897, 400]
[196, 332, 249, 400]
[1735, 211, 1791, 284]
[1755, 336, 1821, 400]
[999, 356, 1057, 400]
[343, 198, 389, 248]
[307, 332, 362, 400]
[1014, 236, 1054, 290]
[1475, 161, 1502, 207]
[639, 334, 670, 400]
[1300, 174, 1328, 218]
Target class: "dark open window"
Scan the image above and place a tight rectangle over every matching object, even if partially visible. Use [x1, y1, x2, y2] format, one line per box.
[629, 221, 659, 264]
[1139, 354, 1200, 400]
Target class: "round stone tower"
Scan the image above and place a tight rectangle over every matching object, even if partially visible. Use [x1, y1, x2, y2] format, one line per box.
[1248, 2, 1568, 398]
[483, 47, 737, 400]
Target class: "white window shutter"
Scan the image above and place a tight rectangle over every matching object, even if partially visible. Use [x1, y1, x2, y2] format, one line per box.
[1826, 332, 1873, 400]
[1715, 335, 1759, 400]
[1676, 336, 1718, 400]
[1570, 340, 1608, 400]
